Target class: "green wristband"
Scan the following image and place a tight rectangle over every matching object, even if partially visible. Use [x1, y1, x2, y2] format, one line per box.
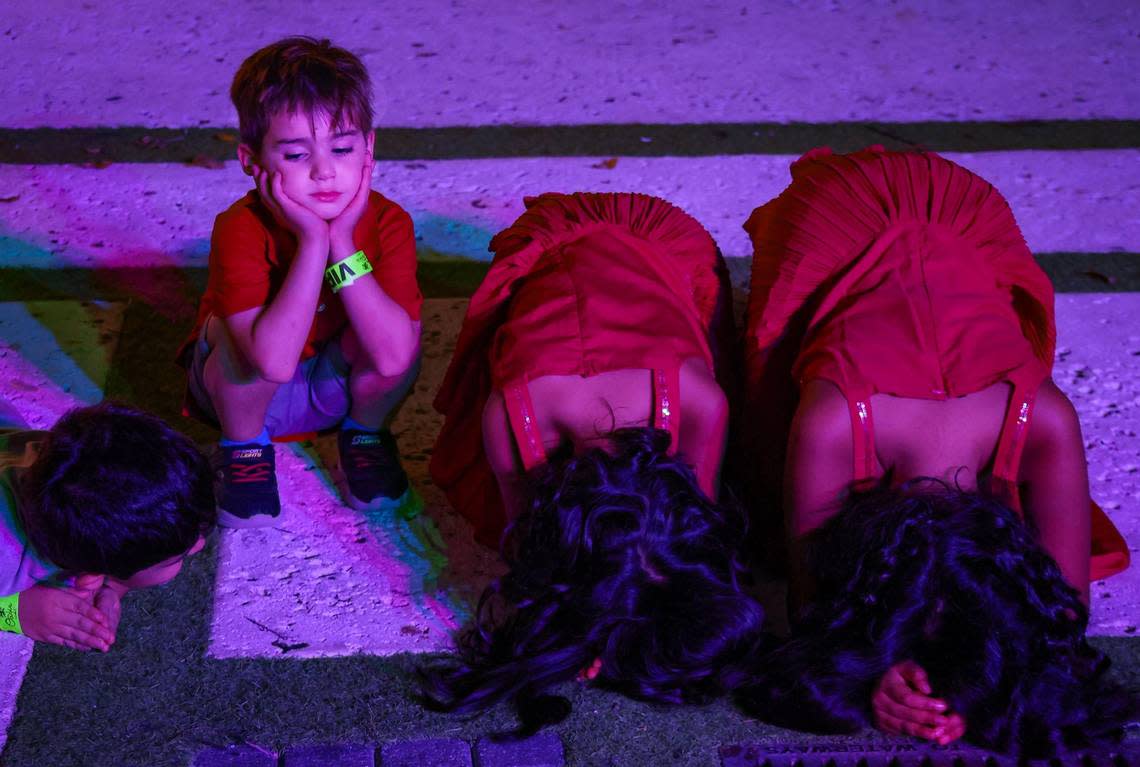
[0, 593, 21, 634]
[325, 250, 373, 293]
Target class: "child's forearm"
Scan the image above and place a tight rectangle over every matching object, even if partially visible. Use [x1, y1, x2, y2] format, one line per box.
[241, 236, 329, 381]
[336, 276, 420, 376]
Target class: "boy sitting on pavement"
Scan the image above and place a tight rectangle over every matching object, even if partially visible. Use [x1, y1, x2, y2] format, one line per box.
[178, 37, 423, 527]
[0, 399, 213, 651]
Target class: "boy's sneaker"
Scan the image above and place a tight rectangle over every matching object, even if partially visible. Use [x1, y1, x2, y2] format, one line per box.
[212, 442, 281, 528]
[335, 429, 423, 518]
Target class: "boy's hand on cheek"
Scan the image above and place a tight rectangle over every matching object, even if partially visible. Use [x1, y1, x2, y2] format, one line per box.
[328, 157, 374, 260]
[254, 166, 329, 247]
[19, 583, 115, 652]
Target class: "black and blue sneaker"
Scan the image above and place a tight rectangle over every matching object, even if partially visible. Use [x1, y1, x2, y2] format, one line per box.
[211, 442, 281, 528]
[335, 429, 423, 518]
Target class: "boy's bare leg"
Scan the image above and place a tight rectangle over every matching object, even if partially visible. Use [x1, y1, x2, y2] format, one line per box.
[201, 316, 280, 441]
[333, 326, 422, 511]
[339, 327, 421, 428]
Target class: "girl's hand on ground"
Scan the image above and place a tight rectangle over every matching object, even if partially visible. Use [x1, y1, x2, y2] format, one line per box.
[254, 166, 328, 245]
[872, 661, 966, 745]
[18, 583, 114, 652]
[328, 157, 374, 259]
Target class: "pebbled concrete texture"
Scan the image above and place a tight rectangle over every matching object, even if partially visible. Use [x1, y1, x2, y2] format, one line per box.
[1055, 294, 1140, 632]
[1, 151, 1139, 271]
[208, 298, 500, 659]
[2, 1, 1138, 129]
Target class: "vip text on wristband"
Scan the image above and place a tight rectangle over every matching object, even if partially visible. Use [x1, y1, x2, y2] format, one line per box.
[325, 250, 373, 293]
[0, 593, 21, 634]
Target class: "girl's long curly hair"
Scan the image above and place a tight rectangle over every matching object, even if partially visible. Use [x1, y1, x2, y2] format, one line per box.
[736, 482, 1135, 758]
[422, 427, 767, 732]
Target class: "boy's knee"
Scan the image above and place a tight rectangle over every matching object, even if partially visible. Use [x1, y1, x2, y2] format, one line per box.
[350, 346, 421, 387]
[204, 340, 291, 388]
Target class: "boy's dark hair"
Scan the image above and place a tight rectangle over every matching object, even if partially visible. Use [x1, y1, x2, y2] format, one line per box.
[231, 36, 373, 149]
[16, 401, 215, 580]
[422, 427, 767, 735]
[736, 481, 1136, 758]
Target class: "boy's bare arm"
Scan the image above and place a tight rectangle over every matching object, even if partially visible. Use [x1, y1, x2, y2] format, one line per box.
[328, 159, 420, 377]
[224, 168, 330, 383]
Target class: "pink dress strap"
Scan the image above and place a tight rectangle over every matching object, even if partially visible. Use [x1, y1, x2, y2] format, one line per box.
[652, 367, 681, 455]
[991, 379, 1036, 494]
[502, 377, 547, 471]
[852, 389, 875, 485]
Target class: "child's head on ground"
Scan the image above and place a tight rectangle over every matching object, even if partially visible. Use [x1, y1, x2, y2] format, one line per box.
[16, 401, 215, 585]
[737, 481, 1135, 757]
[232, 36, 375, 220]
[423, 427, 765, 733]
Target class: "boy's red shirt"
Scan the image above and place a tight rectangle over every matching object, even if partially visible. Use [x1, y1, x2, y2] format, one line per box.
[179, 189, 422, 363]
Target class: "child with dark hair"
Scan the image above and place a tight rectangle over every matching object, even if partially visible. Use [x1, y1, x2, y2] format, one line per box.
[0, 400, 214, 651]
[426, 193, 762, 725]
[178, 36, 422, 527]
[425, 429, 765, 731]
[736, 483, 1136, 759]
[740, 146, 1130, 743]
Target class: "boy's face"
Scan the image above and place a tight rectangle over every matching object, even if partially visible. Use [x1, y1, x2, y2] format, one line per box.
[119, 535, 206, 590]
[238, 109, 374, 221]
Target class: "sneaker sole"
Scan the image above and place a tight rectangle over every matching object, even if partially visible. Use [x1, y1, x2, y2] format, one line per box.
[216, 506, 283, 529]
[335, 475, 424, 519]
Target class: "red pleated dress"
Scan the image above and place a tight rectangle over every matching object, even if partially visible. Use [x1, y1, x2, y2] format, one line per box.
[431, 192, 733, 547]
[742, 146, 1128, 580]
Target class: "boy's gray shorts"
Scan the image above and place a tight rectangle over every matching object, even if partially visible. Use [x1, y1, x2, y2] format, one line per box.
[185, 319, 351, 438]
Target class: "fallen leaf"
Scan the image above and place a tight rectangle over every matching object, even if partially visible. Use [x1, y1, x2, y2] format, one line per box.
[271, 639, 310, 653]
[214, 132, 239, 144]
[591, 157, 619, 169]
[1082, 270, 1117, 285]
[185, 154, 225, 170]
[82, 160, 113, 169]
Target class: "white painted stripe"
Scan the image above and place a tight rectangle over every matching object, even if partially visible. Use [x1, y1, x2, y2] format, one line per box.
[1056, 294, 1140, 636]
[0, 635, 33, 754]
[1, 151, 1138, 269]
[207, 441, 499, 659]
[2, 1, 1137, 128]
[208, 298, 501, 659]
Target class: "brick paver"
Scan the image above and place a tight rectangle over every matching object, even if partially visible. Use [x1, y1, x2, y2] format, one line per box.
[282, 742, 376, 767]
[380, 737, 472, 767]
[473, 732, 564, 767]
[192, 745, 277, 767]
